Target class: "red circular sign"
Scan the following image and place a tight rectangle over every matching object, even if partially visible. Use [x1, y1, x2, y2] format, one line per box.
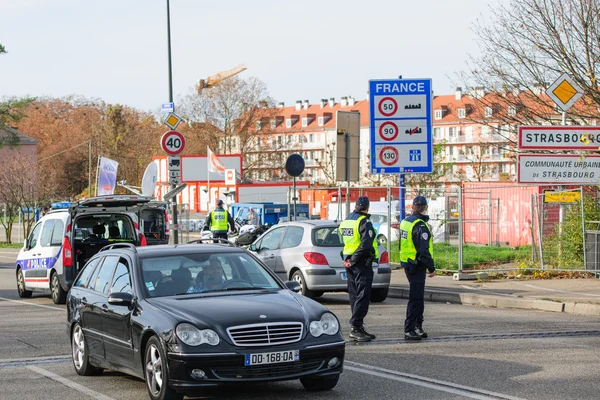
[379, 121, 399, 141]
[378, 97, 398, 117]
[161, 130, 186, 156]
[379, 146, 399, 166]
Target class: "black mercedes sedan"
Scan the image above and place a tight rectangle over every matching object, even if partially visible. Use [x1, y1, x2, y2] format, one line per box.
[67, 242, 345, 400]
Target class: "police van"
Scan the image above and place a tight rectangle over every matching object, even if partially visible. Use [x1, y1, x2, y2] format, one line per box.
[15, 195, 154, 304]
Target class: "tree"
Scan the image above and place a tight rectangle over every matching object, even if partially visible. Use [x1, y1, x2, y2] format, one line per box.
[0, 97, 35, 148]
[458, 0, 600, 128]
[0, 43, 6, 55]
[404, 142, 455, 196]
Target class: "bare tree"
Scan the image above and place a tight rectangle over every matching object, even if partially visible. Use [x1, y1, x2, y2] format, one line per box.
[457, 0, 600, 129]
[405, 142, 455, 191]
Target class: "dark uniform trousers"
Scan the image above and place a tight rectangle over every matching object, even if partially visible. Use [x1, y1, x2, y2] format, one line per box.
[404, 265, 426, 332]
[212, 231, 228, 240]
[347, 258, 374, 328]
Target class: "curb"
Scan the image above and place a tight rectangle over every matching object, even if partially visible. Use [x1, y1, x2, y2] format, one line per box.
[388, 286, 600, 317]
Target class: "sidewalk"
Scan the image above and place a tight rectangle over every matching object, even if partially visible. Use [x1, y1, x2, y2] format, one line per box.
[388, 269, 600, 316]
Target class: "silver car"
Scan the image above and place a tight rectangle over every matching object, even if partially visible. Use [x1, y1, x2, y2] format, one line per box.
[248, 220, 391, 302]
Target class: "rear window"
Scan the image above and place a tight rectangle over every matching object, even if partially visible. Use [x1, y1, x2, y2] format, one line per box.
[312, 226, 342, 247]
[141, 208, 166, 238]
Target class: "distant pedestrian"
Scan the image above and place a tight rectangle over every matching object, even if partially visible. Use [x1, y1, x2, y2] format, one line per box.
[339, 196, 378, 342]
[246, 208, 259, 226]
[204, 199, 236, 241]
[400, 195, 436, 340]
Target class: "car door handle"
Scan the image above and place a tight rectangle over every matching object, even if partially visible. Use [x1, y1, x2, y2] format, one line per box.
[268, 254, 275, 258]
[101, 304, 109, 313]
[81, 297, 88, 306]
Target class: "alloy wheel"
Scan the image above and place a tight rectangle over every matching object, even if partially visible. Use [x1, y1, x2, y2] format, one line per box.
[293, 272, 304, 292]
[72, 325, 85, 370]
[17, 270, 25, 292]
[51, 274, 59, 303]
[146, 344, 163, 396]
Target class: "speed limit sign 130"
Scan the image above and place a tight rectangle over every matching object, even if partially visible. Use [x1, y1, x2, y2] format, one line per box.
[161, 131, 186, 156]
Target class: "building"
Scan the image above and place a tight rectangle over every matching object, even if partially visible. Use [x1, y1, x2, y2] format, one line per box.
[0, 126, 38, 161]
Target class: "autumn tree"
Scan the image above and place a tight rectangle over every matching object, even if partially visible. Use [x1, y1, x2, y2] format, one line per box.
[457, 0, 600, 130]
[0, 43, 6, 55]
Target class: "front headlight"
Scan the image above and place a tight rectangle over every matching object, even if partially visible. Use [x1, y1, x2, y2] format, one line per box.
[309, 312, 339, 337]
[176, 323, 220, 346]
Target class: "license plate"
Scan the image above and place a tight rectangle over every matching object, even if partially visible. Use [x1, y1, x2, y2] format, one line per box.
[245, 350, 300, 366]
[340, 272, 347, 280]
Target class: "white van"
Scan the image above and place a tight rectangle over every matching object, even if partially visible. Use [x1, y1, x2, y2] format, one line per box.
[15, 195, 153, 304]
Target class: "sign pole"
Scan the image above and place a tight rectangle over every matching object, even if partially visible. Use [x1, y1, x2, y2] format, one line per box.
[345, 131, 351, 218]
[399, 174, 405, 251]
[293, 176, 297, 221]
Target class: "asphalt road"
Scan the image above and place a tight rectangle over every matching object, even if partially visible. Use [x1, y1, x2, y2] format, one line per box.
[1, 256, 600, 400]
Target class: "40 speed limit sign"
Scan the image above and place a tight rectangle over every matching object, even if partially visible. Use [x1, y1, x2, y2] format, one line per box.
[161, 130, 186, 156]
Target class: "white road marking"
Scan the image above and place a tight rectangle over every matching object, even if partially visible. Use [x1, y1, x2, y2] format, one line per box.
[0, 297, 63, 311]
[345, 360, 527, 400]
[515, 282, 600, 298]
[28, 365, 117, 400]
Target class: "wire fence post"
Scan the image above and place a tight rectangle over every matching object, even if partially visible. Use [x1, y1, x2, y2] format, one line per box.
[458, 186, 463, 273]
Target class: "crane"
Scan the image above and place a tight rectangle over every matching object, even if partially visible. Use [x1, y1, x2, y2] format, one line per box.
[195, 64, 247, 95]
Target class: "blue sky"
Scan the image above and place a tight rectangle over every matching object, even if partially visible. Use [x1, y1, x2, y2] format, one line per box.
[1, 0, 498, 112]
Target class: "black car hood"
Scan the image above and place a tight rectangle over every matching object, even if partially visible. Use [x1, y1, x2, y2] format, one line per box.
[146, 290, 322, 330]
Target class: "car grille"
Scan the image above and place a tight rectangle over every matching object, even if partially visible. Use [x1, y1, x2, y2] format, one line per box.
[213, 360, 323, 379]
[227, 322, 303, 346]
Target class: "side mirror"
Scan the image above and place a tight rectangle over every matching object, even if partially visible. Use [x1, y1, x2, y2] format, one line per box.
[24, 239, 29, 249]
[284, 280, 301, 293]
[108, 292, 134, 307]
[248, 243, 257, 251]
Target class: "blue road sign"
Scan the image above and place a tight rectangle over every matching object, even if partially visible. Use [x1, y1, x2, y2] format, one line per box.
[369, 78, 433, 174]
[161, 102, 174, 113]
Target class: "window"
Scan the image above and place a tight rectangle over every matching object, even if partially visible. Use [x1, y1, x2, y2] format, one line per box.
[270, 120, 276, 129]
[318, 116, 324, 126]
[508, 106, 516, 116]
[302, 117, 308, 127]
[74, 257, 101, 288]
[449, 127, 457, 137]
[433, 127, 441, 138]
[312, 226, 342, 247]
[458, 108, 466, 119]
[27, 223, 42, 249]
[309, 134, 315, 143]
[92, 255, 119, 295]
[481, 126, 490, 137]
[485, 107, 493, 117]
[255, 121, 262, 130]
[50, 220, 64, 246]
[285, 119, 292, 128]
[434, 110, 443, 120]
[448, 146, 455, 157]
[111, 259, 132, 295]
[258, 227, 285, 250]
[281, 226, 304, 249]
[39, 220, 56, 248]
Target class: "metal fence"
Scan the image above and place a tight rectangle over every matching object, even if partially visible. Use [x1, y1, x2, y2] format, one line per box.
[292, 183, 600, 274]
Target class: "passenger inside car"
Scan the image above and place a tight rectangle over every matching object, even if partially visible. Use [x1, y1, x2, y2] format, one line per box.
[188, 259, 227, 293]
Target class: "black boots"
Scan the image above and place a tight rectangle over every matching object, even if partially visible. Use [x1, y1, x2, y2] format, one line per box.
[404, 330, 422, 340]
[415, 327, 428, 339]
[349, 326, 375, 342]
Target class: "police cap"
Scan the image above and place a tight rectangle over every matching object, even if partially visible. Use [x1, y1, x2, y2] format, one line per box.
[413, 196, 428, 206]
[216, 199, 224, 206]
[356, 196, 370, 208]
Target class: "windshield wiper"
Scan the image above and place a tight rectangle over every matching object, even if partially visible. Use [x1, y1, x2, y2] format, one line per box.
[220, 287, 268, 291]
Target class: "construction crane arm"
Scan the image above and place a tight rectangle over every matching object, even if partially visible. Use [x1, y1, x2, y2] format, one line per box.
[196, 64, 247, 94]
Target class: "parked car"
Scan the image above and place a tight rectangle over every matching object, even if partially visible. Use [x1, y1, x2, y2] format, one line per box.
[370, 213, 400, 245]
[67, 242, 345, 400]
[248, 221, 391, 301]
[15, 195, 151, 304]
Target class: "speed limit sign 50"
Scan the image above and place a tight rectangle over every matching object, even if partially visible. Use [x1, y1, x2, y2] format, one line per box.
[161, 131, 186, 156]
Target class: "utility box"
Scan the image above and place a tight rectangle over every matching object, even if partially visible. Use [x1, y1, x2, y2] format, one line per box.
[230, 202, 309, 226]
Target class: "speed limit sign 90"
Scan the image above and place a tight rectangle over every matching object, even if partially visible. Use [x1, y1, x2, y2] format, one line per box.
[161, 131, 186, 156]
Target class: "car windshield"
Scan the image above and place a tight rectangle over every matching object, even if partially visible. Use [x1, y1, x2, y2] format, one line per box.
[312, 226, 343, 247]
[140, 252, 282, 297]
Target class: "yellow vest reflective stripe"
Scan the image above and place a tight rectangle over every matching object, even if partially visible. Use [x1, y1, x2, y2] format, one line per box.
[339, 215, 379, 258]
[400, 218, 433, 263]
[211, 210, 228, 231]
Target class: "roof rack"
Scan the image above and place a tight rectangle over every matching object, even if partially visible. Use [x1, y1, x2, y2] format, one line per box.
[99, 243, 138, 253]
[186, 238, 236, 247]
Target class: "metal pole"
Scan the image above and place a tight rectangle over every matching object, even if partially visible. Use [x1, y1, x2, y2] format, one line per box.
[488, 190, 492, 246]
[88, 140, 92, 196]
[166, 0, 178, 244]
[496, 198, 500, 246]
[293, 177, 297, 221]
[386, 185, 391, 257]
[580, 186, 586, 271]
[399, 174, 405, 252]
[345, 132, 350, 218]
[458, 186, 463, 273]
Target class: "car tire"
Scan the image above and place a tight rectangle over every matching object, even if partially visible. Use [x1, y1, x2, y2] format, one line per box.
[300, 374, 340, 391]
[145, 336, 183, 400]
[377, 234, 387, 246]
[291, 270, 319, 299]
[370, 287, 389, 303]
[50, 271, 67, 304]
[16, 268, 32, 298]
[71, 323, 102, 376]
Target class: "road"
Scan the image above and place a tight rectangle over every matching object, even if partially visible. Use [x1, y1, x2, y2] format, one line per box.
[1, 254, 600, 400]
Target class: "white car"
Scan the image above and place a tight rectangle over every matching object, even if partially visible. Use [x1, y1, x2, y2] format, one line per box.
[369, 213, 400, 245]
[15, 195, 151, 304]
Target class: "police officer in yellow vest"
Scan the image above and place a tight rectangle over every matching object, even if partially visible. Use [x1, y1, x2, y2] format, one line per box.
[400, 195, 435, 340]
[339, 196, 379, 342]
[204, 199, 236, 240]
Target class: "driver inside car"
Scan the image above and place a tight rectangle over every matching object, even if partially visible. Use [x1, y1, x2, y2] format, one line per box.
[187, 259, 227, 293]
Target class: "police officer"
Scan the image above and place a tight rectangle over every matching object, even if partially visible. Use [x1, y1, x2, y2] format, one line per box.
[400, 195, 435, 340]
[339, 196, 378, 342]
[204, 199, 236, 240]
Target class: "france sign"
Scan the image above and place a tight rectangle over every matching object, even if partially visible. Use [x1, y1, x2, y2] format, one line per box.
[369, 78, 433, 174]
